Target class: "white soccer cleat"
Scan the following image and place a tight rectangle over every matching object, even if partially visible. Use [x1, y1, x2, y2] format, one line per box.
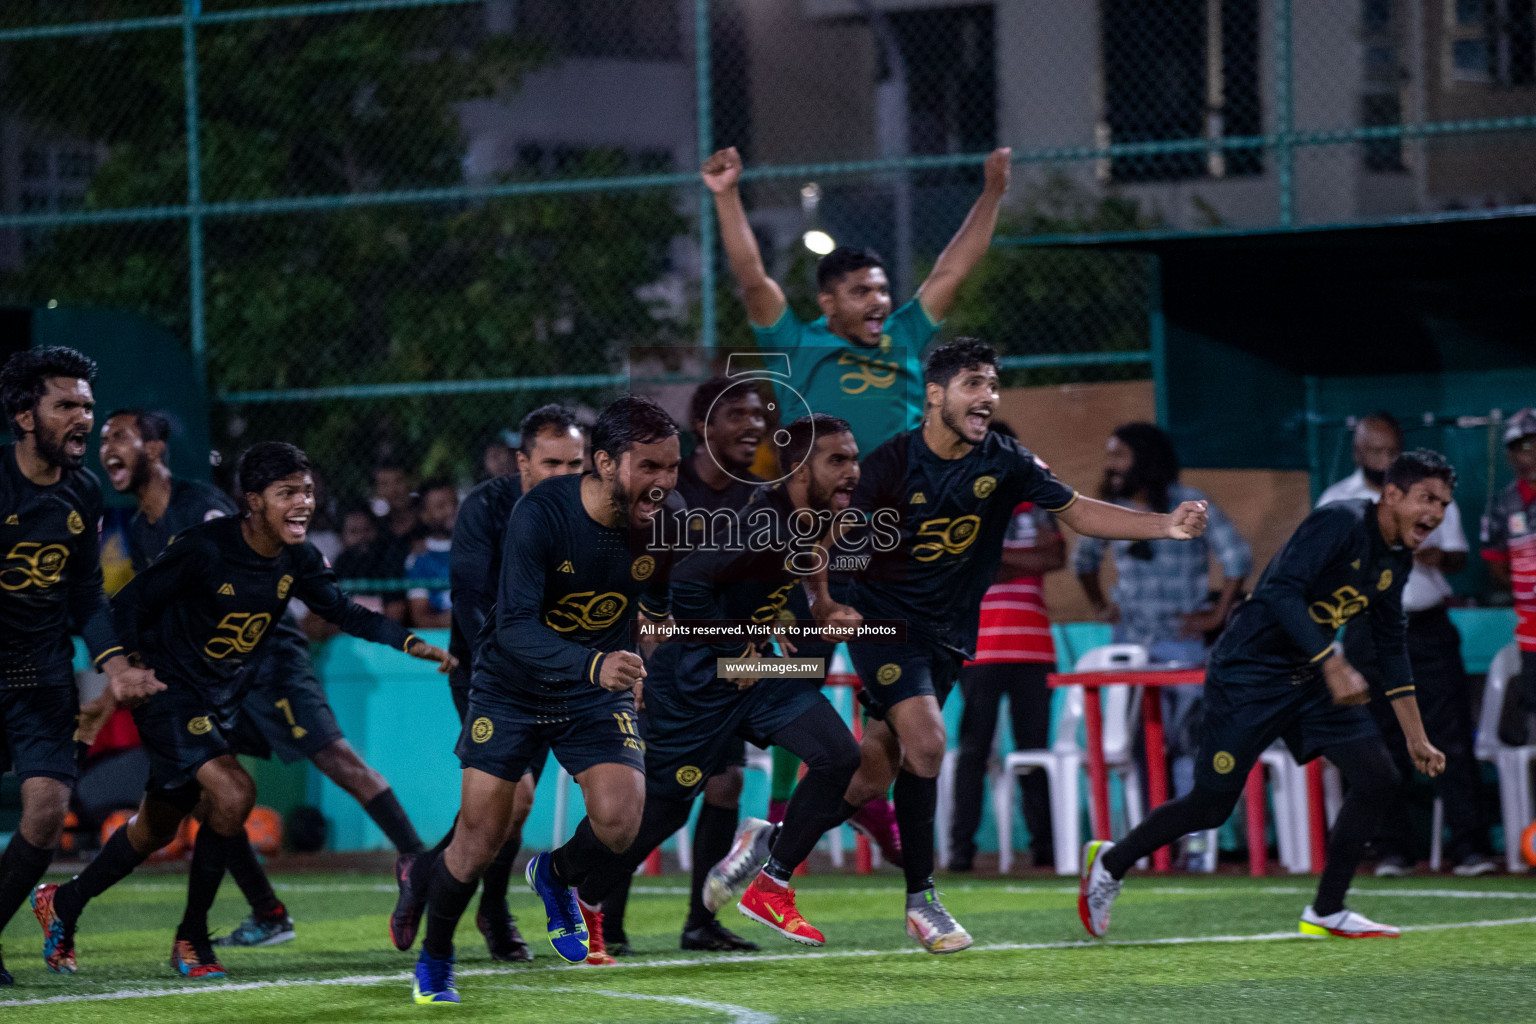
[904, 890, 972, 954]
[1078, 840, 1122, 938]
[1298, 905, 1400, 939]
[704, 817, 775, 913]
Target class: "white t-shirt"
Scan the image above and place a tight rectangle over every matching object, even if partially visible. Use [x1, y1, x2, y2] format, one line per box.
[1316, 468, 1467, 613]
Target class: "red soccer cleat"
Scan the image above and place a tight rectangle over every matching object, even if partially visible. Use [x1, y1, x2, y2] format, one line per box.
[578, 900, 617, 966]
[736, 874, 824, 947]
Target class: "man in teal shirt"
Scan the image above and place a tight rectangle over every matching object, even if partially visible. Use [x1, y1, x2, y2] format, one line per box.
[702, 146, 1012, 453]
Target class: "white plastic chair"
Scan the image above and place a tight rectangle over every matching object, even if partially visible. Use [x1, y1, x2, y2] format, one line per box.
[996, 644, 1149, 876]
[1472, 642, 1536, 872]
[1257, 744, 1312, 872]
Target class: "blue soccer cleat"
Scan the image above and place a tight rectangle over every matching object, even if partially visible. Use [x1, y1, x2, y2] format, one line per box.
[412, 950, 460, 1005]
[524, 851, 589, 964]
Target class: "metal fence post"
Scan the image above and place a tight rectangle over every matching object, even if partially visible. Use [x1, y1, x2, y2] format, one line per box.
[183, 0, 208, 390]
[695, 0, 716, 353]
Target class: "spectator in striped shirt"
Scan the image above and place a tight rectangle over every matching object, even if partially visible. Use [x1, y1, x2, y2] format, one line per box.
[1075, 423, 1252, 803]
[1485, 407, 1536, 745]
[948, 420, 1066, 871]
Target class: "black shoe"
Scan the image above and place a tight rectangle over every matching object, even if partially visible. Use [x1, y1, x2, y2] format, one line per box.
[681, 918, 760, 952]
[390, 853, 426, 952]
[0, 945, 12, 985]
[607, 939, 636, 957]
[947, 858, 974, 872]
[476, 910, 533, 963]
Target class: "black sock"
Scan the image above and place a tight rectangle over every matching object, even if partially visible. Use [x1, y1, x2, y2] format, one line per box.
[0, 834, 54, 932]
[550, 818, 607, 888]
[179, 828, 233, 941]
[408, 848, 442, 896]
[687, 802, 737, 929]
[224, 830, 282, 917]
[364, 789, 424, 856]
[429, 817, 457, 857]
[893, 770, 938, 894]
[479, 833, 520, 920]
[602, 872, 634, 942]
[764, 783, 847, 883]
[422, 856, 478, 960]
[55, 826, 147, 926]
[1100, 785, 1240, 880]
[1313, 740, 1398, 917]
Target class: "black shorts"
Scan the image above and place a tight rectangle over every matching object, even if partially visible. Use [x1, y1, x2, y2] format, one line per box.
[228, 634, 344, 763]
[642, 679, 826, 801]
[1193, 667, 1381, 792]
[848, 636, 963, 720]
[0, 682, 80, 783]
[131, 680, 240, 795]
[450, 678, 550, 783]
[455, 684, 643, 783]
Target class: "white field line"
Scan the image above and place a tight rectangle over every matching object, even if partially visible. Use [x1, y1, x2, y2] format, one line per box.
[103, 881, 1536, 900]
[483, 983, 775, 1024]
[2, 914, 1534, 1010]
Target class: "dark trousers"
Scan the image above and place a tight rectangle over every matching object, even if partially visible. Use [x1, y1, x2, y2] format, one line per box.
[950, 661, 1054, 867]
[1346, 606, 1489, 863]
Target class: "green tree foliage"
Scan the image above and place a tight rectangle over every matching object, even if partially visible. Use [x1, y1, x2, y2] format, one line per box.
[943, 173, 1161, 386]
[0, 3, 687, 488]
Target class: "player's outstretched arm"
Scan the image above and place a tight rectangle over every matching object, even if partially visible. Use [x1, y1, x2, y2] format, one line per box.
[1058, 495, 1208, 542]
[914, 147, 1011, 322]
[702, 146, 787, 327]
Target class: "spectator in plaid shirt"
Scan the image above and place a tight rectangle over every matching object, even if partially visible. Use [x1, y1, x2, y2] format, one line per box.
[1075, 423, 1252, 801]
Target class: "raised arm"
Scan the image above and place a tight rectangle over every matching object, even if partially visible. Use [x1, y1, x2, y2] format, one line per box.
[702, 146, 787, 327]
[914, 147, 1011, 321]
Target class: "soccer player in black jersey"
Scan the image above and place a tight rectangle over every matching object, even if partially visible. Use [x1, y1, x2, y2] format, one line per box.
[595, 376, 769, 959]
[406, 395, 679, 1005]
[0, 348, 162, 987]
[1080, 450, 1452, 942]
[392, 403, 585, 963]
[100, 410, 425, 948]
[32, 442, 454, 981]
[810, 339, 1209, 953]
[576, 414, 864, 950]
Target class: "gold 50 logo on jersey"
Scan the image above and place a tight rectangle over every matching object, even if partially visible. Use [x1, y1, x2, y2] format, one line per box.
[912, 515, 981, 563]
[204, 612, 273, 659]
[0, 542, 70, 591]
[750, 581, 797, 624]
[545, 591, 628, 633]
[1307, 586, 1370, 630]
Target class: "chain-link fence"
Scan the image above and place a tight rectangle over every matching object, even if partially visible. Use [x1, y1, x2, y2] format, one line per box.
[2, 0, 1534, 518]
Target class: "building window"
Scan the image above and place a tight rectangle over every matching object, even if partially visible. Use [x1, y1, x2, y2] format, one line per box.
[1447, 0, 1536, 85]
[1361, 0, 1407, 172]
[1100, 0, 1262, 183]
[888, 5, 997, 187]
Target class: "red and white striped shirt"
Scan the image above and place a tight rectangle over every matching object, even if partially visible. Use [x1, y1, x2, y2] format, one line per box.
[1483, 478, 1536, 652]
[967, 501, 1057, 665]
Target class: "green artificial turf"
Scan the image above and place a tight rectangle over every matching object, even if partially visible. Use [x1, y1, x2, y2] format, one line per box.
[1, 870, 1532, 1023]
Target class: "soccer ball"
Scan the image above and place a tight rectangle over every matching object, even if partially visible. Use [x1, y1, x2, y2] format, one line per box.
[1520, 821, 1536, 867]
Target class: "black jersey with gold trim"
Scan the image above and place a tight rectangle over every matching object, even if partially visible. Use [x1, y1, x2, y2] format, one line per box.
[474, 473, 674, 706]
[113, 516, 416, 707]
[845, 428, 1076, 658]
[0, 445, 120, 687]
[1212, 498, 1413, 696]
